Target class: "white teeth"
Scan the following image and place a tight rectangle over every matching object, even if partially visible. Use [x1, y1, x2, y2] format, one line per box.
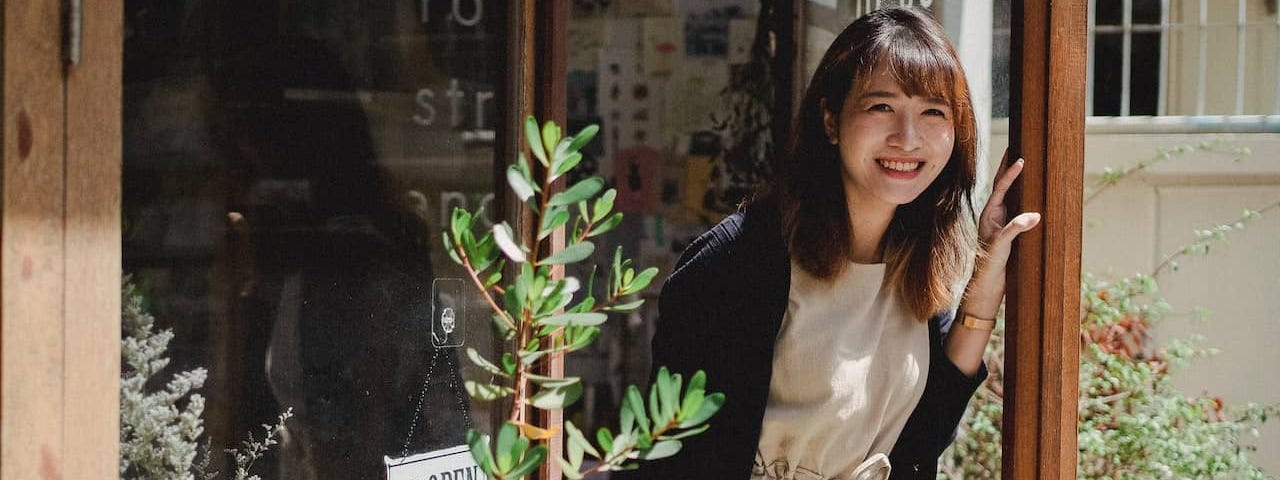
[878, 160, 922, 172]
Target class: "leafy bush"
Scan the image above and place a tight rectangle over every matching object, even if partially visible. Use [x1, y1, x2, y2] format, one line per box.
[940, 143, 1280, 479]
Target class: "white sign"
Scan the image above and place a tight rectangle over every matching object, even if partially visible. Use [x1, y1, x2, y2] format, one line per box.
[385, 445, 483, 480]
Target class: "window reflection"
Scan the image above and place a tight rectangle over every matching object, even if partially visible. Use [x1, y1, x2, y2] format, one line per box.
[123, 1, 502, 477]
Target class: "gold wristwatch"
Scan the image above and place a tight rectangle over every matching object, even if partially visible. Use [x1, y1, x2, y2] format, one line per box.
[960, 313, 996, 331]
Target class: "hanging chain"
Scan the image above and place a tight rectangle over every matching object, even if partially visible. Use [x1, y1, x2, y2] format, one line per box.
[400, 346, 473, 458]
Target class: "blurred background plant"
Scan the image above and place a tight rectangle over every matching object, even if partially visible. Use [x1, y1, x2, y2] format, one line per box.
[940, 143, 1280, 479]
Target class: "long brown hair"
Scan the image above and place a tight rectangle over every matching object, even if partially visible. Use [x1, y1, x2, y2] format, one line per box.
[778, 6, 977, 320]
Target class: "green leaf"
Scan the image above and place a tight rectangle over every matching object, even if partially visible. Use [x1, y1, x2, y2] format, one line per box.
[568, 124, 599, 154]
[596, 428, 614, 455]
[658, 368, 682, 426]
[620, 400, 635, 434]
[648, 382, 665, 427]
[507, 163, 537, 202]
[659, 423, 710, 441]
[491, 313, 515, 340]
[568, 296, 596, 314]
[525, 116, 548, 166]
[603, 299, 645, 313]
[558, 458, 584, 480]
[679, 371, 707, 422]
[539, 312, 607, 327]
[552, 152, 584, 178]
[539, 207, 571, 241]
[625, 385, 650, 435]
[484, 267, 504, 289]
[506, 445, 547, 480]
[467, 429, 497, 475]
[527, 373, 580, 388]
[493, 222, 526, 263]
[587, 212, 624, 238]
[501, 352, 517, 376]
[543, 241, 595, 265]
[443, 232, 463, 265]
[548, 177, 605, 208]
[541, 121, 562, 162]
[465, 380, 513, 401]
[565, 420, 601, 459]
[677, 392, 724, 428]
[638, 440, 682, 461]
[531, 380, 584, 410]
[592, 189, 616, 223]
[466, 348, 509, 378]
[623, 267, 660, 295]
[495, 422, 519, 473]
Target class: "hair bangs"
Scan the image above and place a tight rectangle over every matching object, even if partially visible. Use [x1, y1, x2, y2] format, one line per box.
[855, 30, 961, 108]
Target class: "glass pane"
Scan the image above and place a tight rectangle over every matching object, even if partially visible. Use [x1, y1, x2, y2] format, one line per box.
[560, 0, 765, 440]
[1132, 0, 1162, 25]
[1095, 0, 1123, 26]
[1129, 32, 1161, 115]
[1092, 32, 1124, 116]
[122, 2, 504, 478]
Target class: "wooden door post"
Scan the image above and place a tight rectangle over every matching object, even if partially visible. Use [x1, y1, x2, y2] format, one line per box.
[1004, 1, 1086, 479]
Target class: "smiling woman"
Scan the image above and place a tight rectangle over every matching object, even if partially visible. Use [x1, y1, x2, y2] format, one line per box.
[616, 7, 1039, 480]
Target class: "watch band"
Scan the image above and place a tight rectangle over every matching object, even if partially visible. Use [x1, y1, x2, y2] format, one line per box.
[960, 313, 996, 331]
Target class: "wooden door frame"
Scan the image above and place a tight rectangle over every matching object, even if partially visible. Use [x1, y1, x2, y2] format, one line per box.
[1, 0, 123, 479]
[1004, 1, 1085, 479]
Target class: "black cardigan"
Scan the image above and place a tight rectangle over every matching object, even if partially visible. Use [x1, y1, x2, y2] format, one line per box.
[616, 203, 987, 480]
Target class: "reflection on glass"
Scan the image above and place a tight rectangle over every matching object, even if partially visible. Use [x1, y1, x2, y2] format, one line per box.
[562, 0, 768, 436]
[123, 1, 502, 478]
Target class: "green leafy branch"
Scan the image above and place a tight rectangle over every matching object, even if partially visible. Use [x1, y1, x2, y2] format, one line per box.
[1152, 200, 1280, 278]
[1085, 139, 1250, 205]
[443, 116, 723, 479]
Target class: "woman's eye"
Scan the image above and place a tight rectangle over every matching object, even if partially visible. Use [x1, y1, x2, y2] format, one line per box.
[868, 103, 893, 112]
[924, 108, 947, 117]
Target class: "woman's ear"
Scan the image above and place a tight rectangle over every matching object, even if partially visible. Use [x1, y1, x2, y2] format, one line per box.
[820, 98, 839, 145]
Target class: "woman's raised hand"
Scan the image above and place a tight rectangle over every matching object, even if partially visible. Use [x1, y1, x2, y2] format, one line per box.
[978, 151, 1042, 269]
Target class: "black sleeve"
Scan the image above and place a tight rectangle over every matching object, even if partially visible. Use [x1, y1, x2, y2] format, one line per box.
[889, 313, 989, 479]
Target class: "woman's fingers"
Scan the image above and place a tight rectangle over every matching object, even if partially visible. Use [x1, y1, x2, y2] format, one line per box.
[989, 158, 1024, 207]
[992, 212, 1042, 248]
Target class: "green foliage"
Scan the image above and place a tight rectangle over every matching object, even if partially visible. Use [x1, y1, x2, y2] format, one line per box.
[121, 278, 209, 480]
[940, 145, 1279, 479]
[444, 117, 723, 479]
[120, 278, 291, 480]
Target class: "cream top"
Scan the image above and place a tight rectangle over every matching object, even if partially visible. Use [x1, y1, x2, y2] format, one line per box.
[752, 261, 930, 480]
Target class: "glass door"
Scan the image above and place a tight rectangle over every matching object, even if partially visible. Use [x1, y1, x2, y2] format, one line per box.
[123, 1, 505, 477]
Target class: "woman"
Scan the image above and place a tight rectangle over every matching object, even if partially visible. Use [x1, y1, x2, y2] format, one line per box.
[622, 7, 1039, 480]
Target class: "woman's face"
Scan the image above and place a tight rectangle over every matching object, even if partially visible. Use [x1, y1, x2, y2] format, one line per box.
[823, 65, 955, 211]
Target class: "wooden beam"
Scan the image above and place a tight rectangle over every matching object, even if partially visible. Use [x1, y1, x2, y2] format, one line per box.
[534, 1, 568, 478]
[1004, 1, 1086, 479]
[2, 0, 67, 479]
[63, 1, 123, 478]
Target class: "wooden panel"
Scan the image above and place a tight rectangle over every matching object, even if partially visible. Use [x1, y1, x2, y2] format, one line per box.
[1004, 1, 1086, 479]
[1, 0, 67, 479]
[63, 1, 123, 478]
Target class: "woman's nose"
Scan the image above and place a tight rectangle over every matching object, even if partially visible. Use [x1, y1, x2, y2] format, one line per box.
[888, 115, 922, 151]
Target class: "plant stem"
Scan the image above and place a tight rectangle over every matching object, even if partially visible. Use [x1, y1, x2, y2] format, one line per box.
[454, 243, 517, 332]
[1151, 199, 1280, 278]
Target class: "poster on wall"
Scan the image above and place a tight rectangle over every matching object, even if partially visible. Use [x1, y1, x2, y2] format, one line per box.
[614, 145, 661, 214]
[598, 50, 666, 175]
[642, 17, 683, 76]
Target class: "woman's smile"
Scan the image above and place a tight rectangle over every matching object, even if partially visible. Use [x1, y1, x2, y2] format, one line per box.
[875, 157, 927, 177]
